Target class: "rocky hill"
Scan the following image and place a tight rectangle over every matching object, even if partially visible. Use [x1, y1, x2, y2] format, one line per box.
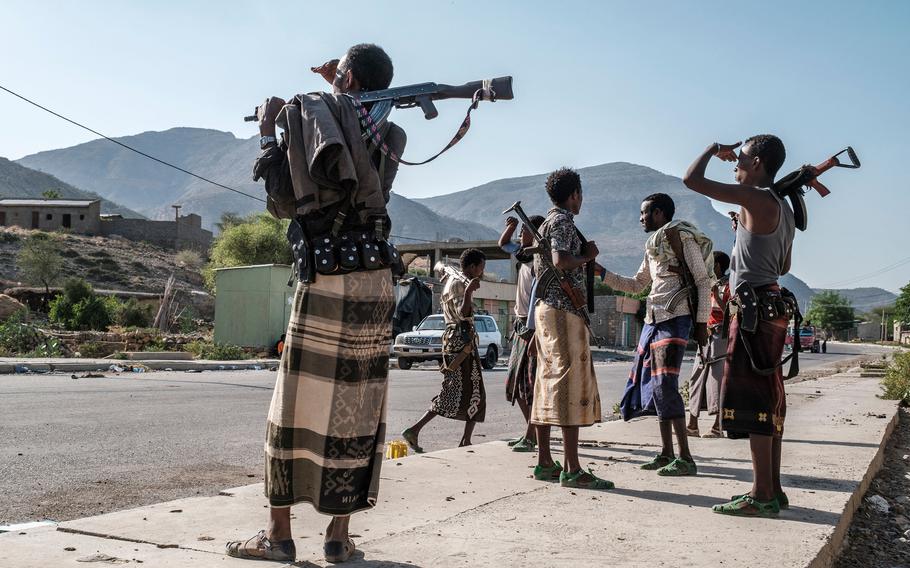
[0, 226, 209, 314]
[15, 128, 497, 242]
[417, 162, 735, 277]
[0, 158, 143, 218]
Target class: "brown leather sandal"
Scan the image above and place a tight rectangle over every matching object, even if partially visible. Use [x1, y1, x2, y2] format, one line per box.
[324, 537, 356, 563]
[225, 530, 296, 561]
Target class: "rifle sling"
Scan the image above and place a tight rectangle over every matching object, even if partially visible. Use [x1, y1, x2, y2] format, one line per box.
[664, 227, 697, 318]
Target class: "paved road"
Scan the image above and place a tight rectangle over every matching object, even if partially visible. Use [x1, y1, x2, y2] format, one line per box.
[0, 342, 891, 525]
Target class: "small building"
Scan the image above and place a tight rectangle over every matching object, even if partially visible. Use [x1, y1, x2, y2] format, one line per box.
[0, 199, 101, 234]
[213, 264, 295, 349]
[590, 295, 644, 348]
[101, 212, 212, 252]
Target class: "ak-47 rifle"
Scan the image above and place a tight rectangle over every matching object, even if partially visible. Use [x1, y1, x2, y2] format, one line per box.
[503, 201, 605, 347]
[502, 201, 586, 312]
[773, 146, 860, 231]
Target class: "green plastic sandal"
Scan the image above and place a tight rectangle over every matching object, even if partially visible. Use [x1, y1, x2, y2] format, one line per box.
[712, 495, 780, 517]
[731, 491, 789, 509]
[560, 468, 615, 490]
[512, 438, 537, 453]
[657, 457, 697, 477]
[640, 454, 673, 471]
[401, 429, 424, 454]
[507, 436, 525, 447]
[533, 460, 563, 481]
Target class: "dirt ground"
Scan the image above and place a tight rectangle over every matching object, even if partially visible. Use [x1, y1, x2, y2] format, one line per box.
[835, 406, 910, 568]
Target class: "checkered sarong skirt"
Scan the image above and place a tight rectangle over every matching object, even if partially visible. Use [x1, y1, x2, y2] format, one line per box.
[264, 269, 395, 515]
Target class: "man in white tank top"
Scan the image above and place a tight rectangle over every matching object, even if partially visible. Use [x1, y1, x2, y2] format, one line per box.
[683, 135, 794, 518]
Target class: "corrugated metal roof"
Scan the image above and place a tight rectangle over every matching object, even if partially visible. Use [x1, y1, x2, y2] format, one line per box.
[0, 199, 99, 207]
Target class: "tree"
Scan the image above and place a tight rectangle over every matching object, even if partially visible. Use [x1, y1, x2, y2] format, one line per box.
[805, 290, 856, 334]
[204, 213, 292, 291]
[41, 189, 61, 199]
[214, 211, 245, 233]
[894, 282, 910, 325]
[17, 235, 63, 295]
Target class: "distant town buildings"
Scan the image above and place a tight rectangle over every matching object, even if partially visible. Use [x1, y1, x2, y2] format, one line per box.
[0, 198, 212, 251]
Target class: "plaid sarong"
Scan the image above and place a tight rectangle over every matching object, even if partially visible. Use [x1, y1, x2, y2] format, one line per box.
[720, 286, 789, 439]
[620, 315, 691, 421]
[264, 269, 395, 515]
[505, 320, 536, 405]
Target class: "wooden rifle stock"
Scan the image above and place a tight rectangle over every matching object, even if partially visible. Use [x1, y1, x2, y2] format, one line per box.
[502, 201, 587, 311]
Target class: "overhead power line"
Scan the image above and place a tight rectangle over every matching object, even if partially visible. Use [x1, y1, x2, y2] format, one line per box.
[821, 255, 910, 288]
[0, 84, 459, 246]
[0, 84, 266, 204]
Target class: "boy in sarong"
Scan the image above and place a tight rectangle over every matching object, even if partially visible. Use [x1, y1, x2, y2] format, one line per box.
[402, 249, 487, 451]
[227, 44, 405, 563]
[499, 214, 545, 453]
[686, 251, 731, 438]
[683, 135, 795, 517]
[601, 193, 713, 477]
[530, 168, 613, 490]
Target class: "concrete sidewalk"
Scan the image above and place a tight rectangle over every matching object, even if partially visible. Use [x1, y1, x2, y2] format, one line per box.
[0, 357, 279, 374]
[0, 370, 897, 567]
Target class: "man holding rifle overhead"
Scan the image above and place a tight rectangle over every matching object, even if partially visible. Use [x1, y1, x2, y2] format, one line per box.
[528, 168, 613, 490]
[226, 44, 405, 564]
[683, 135, 796, 517]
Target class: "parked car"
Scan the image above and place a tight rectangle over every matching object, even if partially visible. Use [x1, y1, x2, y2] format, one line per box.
[393, 314, 502, 370]
[786, 325, 821, 353]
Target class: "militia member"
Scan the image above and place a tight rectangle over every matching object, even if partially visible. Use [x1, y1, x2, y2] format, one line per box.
[683, 135, 795, 517]
[530, 168, 612, 490]
[498, 214, 545, 452]
[602, 193, 713, 477]
[686, 251, 731, 438]
[227, 44, 405, 563]
[402, 249, 487, 451]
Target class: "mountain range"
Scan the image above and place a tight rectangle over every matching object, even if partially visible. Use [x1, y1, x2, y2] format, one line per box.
[11, 128, 896, 310]
[0, 157, 142, 218]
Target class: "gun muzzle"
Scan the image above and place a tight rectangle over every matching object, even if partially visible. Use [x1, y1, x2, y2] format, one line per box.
[501, 201, 521, 215]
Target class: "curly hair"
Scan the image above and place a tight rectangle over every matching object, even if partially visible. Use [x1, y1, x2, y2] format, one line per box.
[545, 168, 582, 205]
[745, 134, 786, 179]
[643, 192, 675, 221]
[713, 251, 731, 274]
[459, 248, 486, 271]
[341, 43, 394, 92]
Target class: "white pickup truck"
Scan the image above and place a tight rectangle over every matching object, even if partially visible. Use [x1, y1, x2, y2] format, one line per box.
[393, 314, 502, 371]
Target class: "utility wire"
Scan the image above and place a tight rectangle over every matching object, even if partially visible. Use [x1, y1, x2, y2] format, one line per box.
[0, 84, 266, 204]
[1, 84, 482, 247]
[821, 255, 910, 288]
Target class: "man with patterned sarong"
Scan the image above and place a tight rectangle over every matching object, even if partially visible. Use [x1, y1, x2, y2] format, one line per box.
[529, 168, 613, 490]
[402, 248, 487, 451]
[601, 193, 713, 477]
[499, 214, 544, 453]
[226, 44, 405, 563]
[684, 134, 796, 517]
[686, 251, 731, 438]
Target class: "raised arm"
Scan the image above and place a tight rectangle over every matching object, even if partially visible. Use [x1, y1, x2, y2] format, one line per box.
[601, 256, 651, 295]
[498, 217, 519, 248]
[683, 143, 777, 207]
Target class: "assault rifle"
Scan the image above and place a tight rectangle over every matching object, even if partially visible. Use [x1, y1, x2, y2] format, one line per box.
[244, 76, 513, 122]
[503, 201, 605, 347]
[772, 146, 860, 231]
[502, 201, 586, 312]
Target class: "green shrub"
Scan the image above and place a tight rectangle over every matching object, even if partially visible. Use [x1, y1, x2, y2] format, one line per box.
[77, 341, 108, 358]
[186, 340, 248, 360]
[0, 310, 41, 353]
[881, 351, 910, 404]
[175, 249, 204, 270]
[142, 336, 168, 352]
[0, 310, 62, 357]
[175, 308, 200, 334]
[0, 231, 20, 243]
[49, 279, 115, 331]
[117, 298, 152, 328]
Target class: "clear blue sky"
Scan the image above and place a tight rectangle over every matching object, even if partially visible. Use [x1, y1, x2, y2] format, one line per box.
[1, 1, 908, 293]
